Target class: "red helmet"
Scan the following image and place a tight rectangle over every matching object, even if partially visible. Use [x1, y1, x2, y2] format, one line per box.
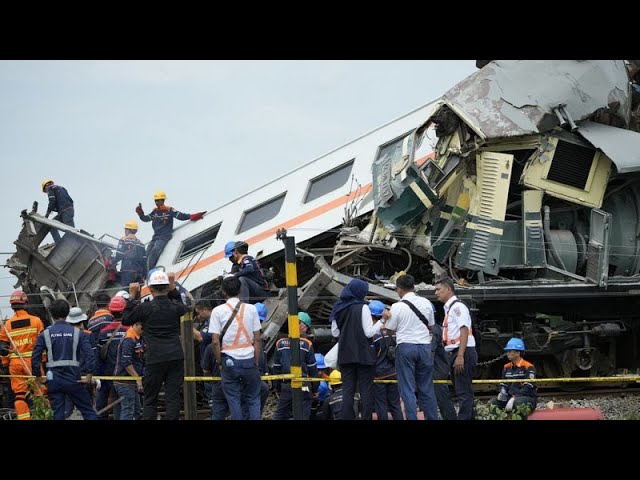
[9, 290, 28, 306]
[108, 296, 127, 313]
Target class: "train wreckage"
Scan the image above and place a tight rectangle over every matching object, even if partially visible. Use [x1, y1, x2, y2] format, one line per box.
[7, 60, 640, 378]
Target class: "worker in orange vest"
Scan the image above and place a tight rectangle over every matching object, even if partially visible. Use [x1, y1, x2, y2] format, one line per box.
[0, 290, 45, 420]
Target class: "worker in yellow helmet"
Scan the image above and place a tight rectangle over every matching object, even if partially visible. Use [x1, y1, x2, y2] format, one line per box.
[41, 178, 74, 243]
[135, 191, 206, 270]
[108, 220, 147, 287]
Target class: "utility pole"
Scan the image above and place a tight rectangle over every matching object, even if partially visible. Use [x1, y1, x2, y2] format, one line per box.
[276, 228, 303, 420]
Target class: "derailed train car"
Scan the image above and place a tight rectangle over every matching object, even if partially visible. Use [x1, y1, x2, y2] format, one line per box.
[369, 60, 640, 377]
[8, 61, 640, 380]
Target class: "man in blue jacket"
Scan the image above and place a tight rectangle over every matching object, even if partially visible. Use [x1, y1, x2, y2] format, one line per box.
[32, 299, 97, 420]
[41, 178, 74, 243]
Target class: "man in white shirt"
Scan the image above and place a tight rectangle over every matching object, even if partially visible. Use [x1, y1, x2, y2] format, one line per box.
[382, 274, 439, 420]
[211, 276, 263, 420]
[434, 276, 477, 420]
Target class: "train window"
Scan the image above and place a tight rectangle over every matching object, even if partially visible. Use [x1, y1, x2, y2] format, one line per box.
[176, 223, 222, 262]
[304, 159, 355, 203]
[237, 193, 287, 234]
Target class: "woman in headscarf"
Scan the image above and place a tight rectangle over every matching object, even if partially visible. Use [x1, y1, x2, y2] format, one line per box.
[330, 278, 385, 420]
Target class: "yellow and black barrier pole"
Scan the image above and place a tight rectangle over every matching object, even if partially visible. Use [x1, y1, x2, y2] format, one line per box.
[277, 228, 303, 420]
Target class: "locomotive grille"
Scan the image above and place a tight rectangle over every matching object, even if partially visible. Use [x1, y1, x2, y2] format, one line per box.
[586, 243, 603, 283]
[546, 140, 595, 189]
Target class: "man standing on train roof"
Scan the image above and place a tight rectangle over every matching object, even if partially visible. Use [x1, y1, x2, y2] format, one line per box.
[41, 178, 74, 243]
[135, 190, 206, 271]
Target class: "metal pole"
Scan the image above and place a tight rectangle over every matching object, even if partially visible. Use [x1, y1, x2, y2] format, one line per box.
[181, 310, 197, 420]
[277, 228, 303, 420]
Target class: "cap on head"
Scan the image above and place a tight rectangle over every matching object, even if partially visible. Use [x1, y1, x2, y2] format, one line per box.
[9, 290, 28, 306]
[115, 290, 130, 300]
[504, 337, 526, 352]
[67, 307, 88, 324]
[369, 300, 386, 317]
[108, 296, 127, 313]
[298, 311, 312, 328]
[315, 353, 326, 369]
[148, 270, 170, 286]
[153, 191, 167, 201]
[41, 179, 54, 192]
[124, 220, 138, 230]
[255, 302, 268, 322]
[329, 370, 342, 386]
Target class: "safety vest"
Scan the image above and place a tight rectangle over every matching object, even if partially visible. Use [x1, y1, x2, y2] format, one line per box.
[43, 328, 81, 367]
[221, 303, 253, 352]
[442, 299, 472, 347]
[0, 310, 44, 360]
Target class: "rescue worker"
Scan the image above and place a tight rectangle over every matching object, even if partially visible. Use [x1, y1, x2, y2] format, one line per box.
[225, 241, 240, 274]
[122, 270, 187, 420]
[113, 319, 145, 420]
[111, 220, 146, 286]
[0, 290, 45, 420]
[31, 299, 97, 420]
[330, 278, 385, 420]
[192, 299, 214, 408]
[272, 311, 319, 420]
[254, 302, 270, 416]
[369, 300, 403, 420]
[228, 241, 269, 303]
[94, 295, 128, 420]
[434, 276, 477, 420]
[41, 179, 74, 243]
[381, 274, 439, 420]
[135, 191, 206, 270]
[311, 352, 331, 420]
[321, 370, 349, 420]
[87, 294, 114, 346]
[211, 276, 262, 420]
[490, 338, 538, 415]
[430, 320, 458, 420]
[64, 307, 98, 419]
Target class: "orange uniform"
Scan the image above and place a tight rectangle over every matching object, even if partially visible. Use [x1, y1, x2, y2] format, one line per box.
[0, 309, 45, 420]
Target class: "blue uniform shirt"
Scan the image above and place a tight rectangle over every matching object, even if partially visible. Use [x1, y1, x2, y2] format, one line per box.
[32, 320, 96, 384]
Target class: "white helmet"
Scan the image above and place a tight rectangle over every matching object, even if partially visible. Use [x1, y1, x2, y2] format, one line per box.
[115, 290, 130, 300]
[148, 270, 169, 286]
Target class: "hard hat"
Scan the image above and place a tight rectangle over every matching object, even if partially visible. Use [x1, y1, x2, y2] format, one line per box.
[255, 302, 268, 322]
[66, 307, 88, 324]
[9, 290, 28, 305]
[504, 337, 526, 352]
[315, 353, 326, 369]
[108, 296, 127, 313]
[115, 290, 130, 300]
[153, 191, 167, 200]
[224, 241, 237, 258]
[41, 179, 53, 192]
[298, 311, 312, 328]
[148, 270, 170, 286]
[124, 220, 138, 230]
[369, 300, 386, 317]
[329, 370, 342, 386]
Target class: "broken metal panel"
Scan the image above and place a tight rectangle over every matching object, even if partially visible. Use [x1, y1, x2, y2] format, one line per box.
[522, 190, 546, 267]
[521, 135, 612, 208]
[577, 121, 640, 174]
[8, 212, 114, 312]
[586, 209, 612, 287]
[455, 152, 513, 274]
[436, 60, 630, 139]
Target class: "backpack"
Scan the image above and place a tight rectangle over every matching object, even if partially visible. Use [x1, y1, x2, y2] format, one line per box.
[100, 325, 121, 361]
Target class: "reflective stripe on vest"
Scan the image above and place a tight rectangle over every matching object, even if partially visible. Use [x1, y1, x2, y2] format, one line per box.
[442, 300, 472, 347]
[43, 328, 80, 367]
[221, 303, 253, 351]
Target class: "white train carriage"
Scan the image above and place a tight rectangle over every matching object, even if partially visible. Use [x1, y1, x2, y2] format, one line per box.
[156, 100, 438, 293]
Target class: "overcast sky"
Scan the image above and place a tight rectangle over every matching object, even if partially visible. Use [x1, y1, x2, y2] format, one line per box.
[0, 60, 475, 317]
